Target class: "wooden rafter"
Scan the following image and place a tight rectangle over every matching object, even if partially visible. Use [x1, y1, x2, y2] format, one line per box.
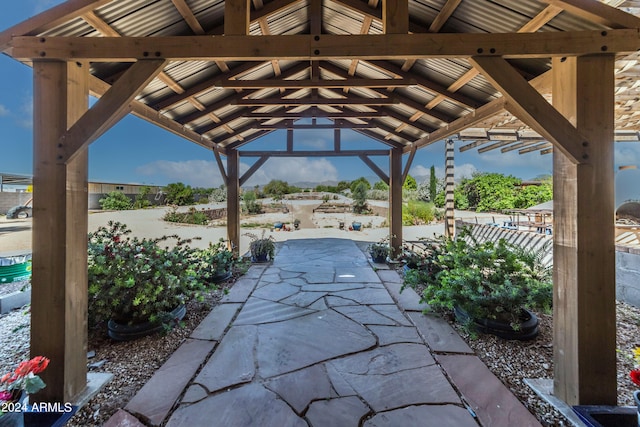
[470, 56, 586, 164]
[542, 0, 640, 28]
[60, 59, 167, 164]
[360, 154, 389, 184]
[11, 31, 639, 61]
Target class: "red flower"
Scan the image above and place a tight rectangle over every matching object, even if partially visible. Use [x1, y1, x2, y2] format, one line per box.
[630, 369, 640, 387]
[0, 373, 11, 384]
[28, 356, 50, 375]
[14, 361, 30, 377]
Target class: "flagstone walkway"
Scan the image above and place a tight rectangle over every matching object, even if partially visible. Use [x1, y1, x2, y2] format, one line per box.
[105, 238, 541, 427]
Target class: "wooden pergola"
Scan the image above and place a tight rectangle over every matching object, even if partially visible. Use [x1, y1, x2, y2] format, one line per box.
[1, 0, 638, 408]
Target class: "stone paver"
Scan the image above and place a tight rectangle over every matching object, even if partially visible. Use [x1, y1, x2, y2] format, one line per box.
[190, 303, 241, 341]
[407, 311, 473, 354]
[437, 354, 542, 427]
[103, 409, 146, 427]
[119, 238, 544, 427]
[125, 339, 214, 426]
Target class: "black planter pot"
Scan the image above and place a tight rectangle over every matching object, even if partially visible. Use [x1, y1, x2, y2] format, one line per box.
[252, 253, 270, 263]
[370, 253, 386, 263]
[209, 270, 232, 283]
[453, 306, 539, 340]
[107, 304, 187, 341]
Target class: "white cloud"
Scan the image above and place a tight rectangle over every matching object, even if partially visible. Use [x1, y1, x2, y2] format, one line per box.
[16, 97, 33, 129]
[136, 160, 225, 187]
[135, 157, 339, 188]
[0, 105, 8, 116]
[411, 163, 476, 182]
[297, 137, 329, 149]
[615, 143, 640, 168]
[242, 157, 339, 186]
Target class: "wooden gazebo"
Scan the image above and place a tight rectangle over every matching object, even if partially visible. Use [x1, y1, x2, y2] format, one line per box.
[1, 0, 638, 408]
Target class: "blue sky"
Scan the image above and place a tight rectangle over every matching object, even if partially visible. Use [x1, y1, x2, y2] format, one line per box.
[1, 1, 638, 194]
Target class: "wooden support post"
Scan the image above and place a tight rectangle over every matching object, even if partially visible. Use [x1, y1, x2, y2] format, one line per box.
[444, 139, 455, 237]
[31, 60, 89, 403]
[552, 55, 616, 405]
[287, 129, 294, 152]
[334, 128, 341, 152]
[227, 149, 241, 256]
[224, 0, 249, 35]
[389, 147, 403, 258]
[383, 0, 408, 34]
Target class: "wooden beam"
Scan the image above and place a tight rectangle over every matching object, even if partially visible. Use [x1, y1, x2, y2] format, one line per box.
[10, 30, 640, 61]
[225, 0, 249, 35]
[541, 0, 640, 29]
[329, 0, 382, 20]
[310, 0, 322, 35]
[0, 0, 113, 51]
[233, 97, 399, 106]
[355, 128, 406, 148]
[32, 60, 89, 403]
[258, 122, 376, 129]
[227, 149, 240, 255]
[410, 98, 506, 151]
[286, 128, 294, 151]
[59, 60, 166, 164]
[211, 77, 413, 89]
[248, 109, 388, 119]
[552, 54, 617, 405]
[240, 155, 269, 186]
[213, 145, 228, 186]
[334, 128, 341, 152]
[459, 140, 490, 152]
[171, 0, 206, 34]
[519, 5, 563, 33]
[366, 60, 482, 108]
[154, 61, 263, 111]
[389, 147, 403, 257]
[469, 56, 586, 164]
[402, 143, 416, 184]
[250, 0, 305, 22]
[239, 149, 390, 157]
[384, 0, 408, 34]
[429, 0, 462, 32]
[359, 154, 389, 184]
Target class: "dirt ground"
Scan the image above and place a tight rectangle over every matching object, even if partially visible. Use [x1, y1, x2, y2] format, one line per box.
[0, 198, 452, 256]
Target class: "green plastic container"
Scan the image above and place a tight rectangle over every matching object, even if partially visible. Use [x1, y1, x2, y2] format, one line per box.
[0, 255, 32, 283]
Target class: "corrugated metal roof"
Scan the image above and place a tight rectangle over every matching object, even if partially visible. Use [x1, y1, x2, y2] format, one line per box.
[3, 0, 637, 159]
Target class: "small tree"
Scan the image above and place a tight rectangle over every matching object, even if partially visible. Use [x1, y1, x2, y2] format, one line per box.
[350, 177, 371, 193]
[429, 165, 437, 202]
[352, 182, 368, 214]
[373, 180, 389, 191]
[100, 191, 132, 210]
[243, 190, 262, 214]
[164, 182, 195, 205]
[403, 174, 417, 191]
[133, 185, 151, 209]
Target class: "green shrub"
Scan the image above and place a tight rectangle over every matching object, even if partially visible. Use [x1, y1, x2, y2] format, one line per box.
[164, 182, 195, 205]
[402, 200, 435, 225]
[243, 190, 263, 214]
[405, 231, 553, 329]
[100, 191, 132, 210]
[163, 207, 208, 225]
[133, 186, 151, 209]
[87, 222, 205, 327]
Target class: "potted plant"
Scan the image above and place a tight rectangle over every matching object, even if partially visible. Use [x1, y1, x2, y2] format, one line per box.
[404, 230, 552, 340]
[293, 218, 301, 230]
[351, 221, 362, 231]
[245, 231, 275, 262]
[368, 240, 389, 263]
[0, 356, 75, 424]
[192, 239, 235, 283]
[88, 221, 205, 340]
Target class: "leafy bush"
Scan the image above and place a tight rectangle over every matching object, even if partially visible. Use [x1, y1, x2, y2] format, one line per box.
[402, 200, 435, 225]
[245, 230, 275, 261]
[209, 186, 227, 203]
[367, 189, 388, 201]
[87, 221, 205, 327]
[133, 186, 151, 209]
[350, 177, 371, 193]
[163, 206, 208, 225]
[405, 231, 553, 329]
[352, 182, 369, 214]
[243, 190, 263, 214]
[191, 239, 236, 281]
[514, 182, 552, 208]
[164, 182, 195, 205]
[99, 191, 132, 210]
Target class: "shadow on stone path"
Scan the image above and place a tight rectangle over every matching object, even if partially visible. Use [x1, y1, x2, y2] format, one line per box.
[108, 238, 541, 427]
